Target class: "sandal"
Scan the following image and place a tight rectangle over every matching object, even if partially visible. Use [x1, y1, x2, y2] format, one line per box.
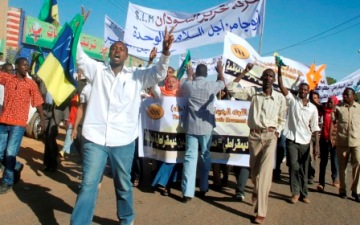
[158, 186, 170, 196]
[133, 179, 139, 187]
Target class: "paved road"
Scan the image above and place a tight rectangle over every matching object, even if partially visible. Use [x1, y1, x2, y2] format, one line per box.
[1, 130, 359, 225]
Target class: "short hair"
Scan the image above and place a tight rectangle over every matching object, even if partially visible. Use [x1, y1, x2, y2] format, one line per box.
[344, 87, 356, 96]
[261, 69, 276, 81]
[299, 82, 309, 89]
[1, 62, 13, 71]
[168, 66, 174, 72]
[15, 57, 28, 66]
[109, 41, 128, 54]
[195, 64, 207, 77]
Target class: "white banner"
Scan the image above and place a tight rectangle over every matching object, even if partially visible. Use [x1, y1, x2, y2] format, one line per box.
[223, 31, 328, 93]
[139, 97, 251, 166]
[179, 54, 223, 75]
[124, 0, 265, 54]
[104, 15, 125, 48]
[104, 15, 180, 58]
[329, 75, 360, 101]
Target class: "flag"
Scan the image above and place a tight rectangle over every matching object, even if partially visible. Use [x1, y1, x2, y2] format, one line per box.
[176, 51, 191, 80]
[38, 0, 60, 27]
[37, 14, 84, 106]
[30, 47, 45, 75]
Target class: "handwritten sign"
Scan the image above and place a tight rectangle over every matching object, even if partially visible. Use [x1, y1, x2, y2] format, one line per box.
[124, 0, 265, 54]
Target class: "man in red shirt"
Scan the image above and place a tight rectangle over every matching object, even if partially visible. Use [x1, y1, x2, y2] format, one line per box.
[0, 57, 45, 194]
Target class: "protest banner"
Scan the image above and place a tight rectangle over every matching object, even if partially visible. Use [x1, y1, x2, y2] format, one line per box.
[139, 97, 251, 166]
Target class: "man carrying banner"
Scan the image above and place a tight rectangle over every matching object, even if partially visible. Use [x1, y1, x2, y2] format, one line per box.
[227, 64, 286, 224]
[70, 22, 176, 224]
[181, 61, 225, 203]
[277, 62, 320, 205]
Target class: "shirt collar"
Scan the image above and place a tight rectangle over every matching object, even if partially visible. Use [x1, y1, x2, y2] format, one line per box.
[258, 88, 275, 100]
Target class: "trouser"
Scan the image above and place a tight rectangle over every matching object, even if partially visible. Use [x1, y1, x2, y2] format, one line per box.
[286, 139, 310, 198]
[318, 137, 339, 187]
[70, 139, 135, 225]
[337, 145, 360, 194]
[233, 166, 250, 195]
[182, 134, 212, 197]
[248, 131, 277, 217]
[0, 124, 25, 185]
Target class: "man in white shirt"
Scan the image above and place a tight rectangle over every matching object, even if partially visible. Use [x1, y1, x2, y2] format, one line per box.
[277, 63, 320, 205]
[70, 26, 175, 225]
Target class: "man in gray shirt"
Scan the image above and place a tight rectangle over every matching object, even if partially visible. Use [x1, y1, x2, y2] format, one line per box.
[181, 62, 225, 203]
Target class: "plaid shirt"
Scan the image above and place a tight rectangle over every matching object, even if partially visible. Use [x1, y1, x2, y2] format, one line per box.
[182, 77, 225, 135]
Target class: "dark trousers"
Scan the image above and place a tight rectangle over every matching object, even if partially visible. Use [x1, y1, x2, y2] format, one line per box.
[233, 166, 250, 195]
[286, 139, 310, 198]
[131, 138, 143, 183]
[43, 108, 62, 170]
[274, 132, 286, 179]
[319, 137, 339, 186]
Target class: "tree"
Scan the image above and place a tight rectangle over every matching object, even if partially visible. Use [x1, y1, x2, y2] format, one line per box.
[326, 76, 337, 85]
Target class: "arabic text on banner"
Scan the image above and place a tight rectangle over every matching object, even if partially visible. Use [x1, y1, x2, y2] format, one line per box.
[139, 97, 252, 166]
[124, 0, 265, 54]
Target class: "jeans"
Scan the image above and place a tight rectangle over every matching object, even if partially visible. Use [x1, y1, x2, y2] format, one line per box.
[182, 134, 212, 197]
[0, 124, 25, 185]
[62, 123, 77, 154]
[319, 137, 339, 187]
[70, 139, 135, 225]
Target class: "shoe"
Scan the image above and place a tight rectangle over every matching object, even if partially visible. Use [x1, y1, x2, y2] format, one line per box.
[333, 180, 340, 188]
[251, 193, 257, 205]
[317, 185, 324, 192]
[291, 194, 300, 204]
[301, 197, 311, 204]
[14, 163, 24, 185]
[159, 186, 169, 196]
[182, 196, 192, 203]
[339, 192, 347, 199]
[0, 183, 12, 194]
[308, 176, 314, 184]
[42, 166, 57, 173]
[198, 190, 207, 199]
[351, 192, 360, 202]
[234, 192, 245, 201]
[210, 184, 222, 191]
[133, 179, 139, 187]
[254, 216, 265, 224]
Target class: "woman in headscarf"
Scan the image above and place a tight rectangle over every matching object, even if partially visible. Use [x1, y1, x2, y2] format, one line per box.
[151, 75, 182, 196]
[317, 96, 339, 192]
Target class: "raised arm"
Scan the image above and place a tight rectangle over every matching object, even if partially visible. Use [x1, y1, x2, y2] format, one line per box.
[146, 47, 157, 67]
[233, 63, 253, 83]
[215, 60, 225, 84]
[276, 59, 288, 96]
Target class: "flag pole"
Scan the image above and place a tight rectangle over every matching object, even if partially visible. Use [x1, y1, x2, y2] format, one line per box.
[257, 0, 266, 55]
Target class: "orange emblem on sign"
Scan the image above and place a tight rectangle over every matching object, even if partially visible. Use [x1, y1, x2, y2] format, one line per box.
[231, 44, 250, 59]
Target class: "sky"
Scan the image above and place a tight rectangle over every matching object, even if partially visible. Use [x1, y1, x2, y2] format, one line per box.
[8, 0, 360, 82]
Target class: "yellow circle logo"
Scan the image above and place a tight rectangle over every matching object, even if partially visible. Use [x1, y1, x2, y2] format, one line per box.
[146, 103, 164, 120]
[231, 44, 250, 59]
